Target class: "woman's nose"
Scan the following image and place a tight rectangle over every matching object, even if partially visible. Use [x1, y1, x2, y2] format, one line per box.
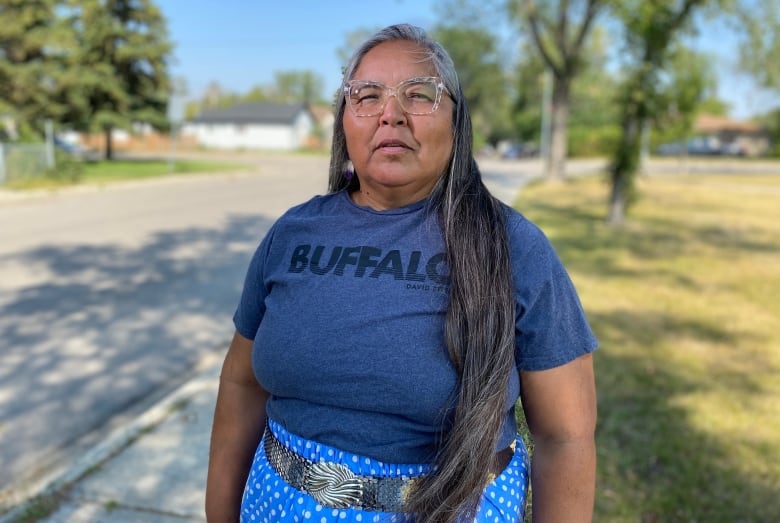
[380, 94, 407, 126]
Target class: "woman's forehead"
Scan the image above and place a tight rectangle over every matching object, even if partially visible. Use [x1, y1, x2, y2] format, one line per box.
[351, 40, 437, 82]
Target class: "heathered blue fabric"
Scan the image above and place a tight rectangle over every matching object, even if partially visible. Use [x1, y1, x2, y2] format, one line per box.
[233, 190, 597, 464]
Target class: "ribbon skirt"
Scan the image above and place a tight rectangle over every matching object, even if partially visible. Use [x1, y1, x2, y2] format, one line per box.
[241, 419, 529, 522]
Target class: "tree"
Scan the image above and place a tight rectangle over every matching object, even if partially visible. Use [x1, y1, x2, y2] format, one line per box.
[606, 0, 707, 226]
[509, 0, 606, 180]
[758, 107, 780, 156]
[66, 0, 172, 159]
[510, 23, 620, 158]
[433, 25, 513, 148]
[185, 71, 325, 121]
[650, 46, 720, 150]
[269, 70, 325, 105]
[564, 24, 621, 156]
[0, 0, 75, 138]
[732, 0, 780, 93]
[509, 40, 549, 150]
[184, 81, 241, 119]
[734, 0, 780, 156]
[336, 27, 379, 71]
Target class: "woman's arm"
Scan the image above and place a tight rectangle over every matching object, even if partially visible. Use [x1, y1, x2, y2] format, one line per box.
[205, 331, 269, 522]
[520, 353, 597, 523]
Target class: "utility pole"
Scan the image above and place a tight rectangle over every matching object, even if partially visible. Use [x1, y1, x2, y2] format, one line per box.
[540, 69, 552, 161]
[45, 119, 55, 169]
[167, 77, 188, 173]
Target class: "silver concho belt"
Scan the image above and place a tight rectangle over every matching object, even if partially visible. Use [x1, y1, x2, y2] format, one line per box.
[263, 425, 419, 512]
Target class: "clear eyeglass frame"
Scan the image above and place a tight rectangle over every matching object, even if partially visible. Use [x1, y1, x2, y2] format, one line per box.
[343, 76, 449, 117]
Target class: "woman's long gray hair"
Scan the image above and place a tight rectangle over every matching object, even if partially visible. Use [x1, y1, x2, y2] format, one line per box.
[327, 24, 516, 522]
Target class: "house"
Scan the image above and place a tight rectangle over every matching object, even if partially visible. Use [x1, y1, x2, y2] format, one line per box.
[182, 102, 315, 150]
[692, 114, 772, 156]
[309, 104, 336, 148]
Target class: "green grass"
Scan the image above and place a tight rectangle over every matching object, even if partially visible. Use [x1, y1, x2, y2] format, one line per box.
[80, 158, 245, 182]
[515, 173, 780, 521]
[4, 158, 247, 190]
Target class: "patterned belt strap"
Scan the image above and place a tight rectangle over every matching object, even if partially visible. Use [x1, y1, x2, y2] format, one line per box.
[263, 425, 419, 512]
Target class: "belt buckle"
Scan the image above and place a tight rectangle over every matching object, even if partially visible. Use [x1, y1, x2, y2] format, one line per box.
[304, 461, 363, 509]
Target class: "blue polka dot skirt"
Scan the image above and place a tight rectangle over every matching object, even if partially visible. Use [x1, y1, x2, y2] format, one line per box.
[240, 419, 529, 522]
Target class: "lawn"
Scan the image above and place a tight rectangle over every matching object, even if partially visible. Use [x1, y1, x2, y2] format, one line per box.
[80, 158, 247, 182]
[3, 157, 247, 190]
[515, 172, 780, 521]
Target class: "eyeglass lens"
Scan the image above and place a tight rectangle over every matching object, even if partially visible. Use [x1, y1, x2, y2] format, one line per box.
[346, 78, 440, 116]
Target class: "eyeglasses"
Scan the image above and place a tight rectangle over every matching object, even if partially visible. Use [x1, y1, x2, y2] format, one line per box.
[343, 76, 449, 117]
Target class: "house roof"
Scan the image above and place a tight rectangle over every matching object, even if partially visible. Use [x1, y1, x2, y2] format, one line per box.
[189, 102, 311, 125]
[694, 114, 763, 134]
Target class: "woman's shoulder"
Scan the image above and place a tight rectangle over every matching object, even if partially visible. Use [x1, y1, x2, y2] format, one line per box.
[501, 203, 547, 246]
[278, 192, 347, 221]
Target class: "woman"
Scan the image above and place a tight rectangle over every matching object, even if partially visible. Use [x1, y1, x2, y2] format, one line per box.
[206, 24, 597, 523]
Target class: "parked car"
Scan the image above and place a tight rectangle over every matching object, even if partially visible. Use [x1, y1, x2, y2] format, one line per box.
[720, 142, 746, 156]
[501, 142, 539, 159]
[656, 136, 745, 157]
[54, 137, 100, 162]
[656, 141, 688, 156]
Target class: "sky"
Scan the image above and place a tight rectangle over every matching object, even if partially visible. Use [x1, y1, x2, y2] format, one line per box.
[156, 0, 778, 120]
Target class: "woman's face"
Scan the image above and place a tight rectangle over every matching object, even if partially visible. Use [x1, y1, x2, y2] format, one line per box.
[343, 40, 454, 209]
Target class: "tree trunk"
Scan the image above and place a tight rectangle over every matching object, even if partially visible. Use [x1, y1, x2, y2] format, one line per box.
[608, 99, 643, 227]
[607, 174, 627, 226]
[104, 127, 113, 161]
[544, 76, 570, 182]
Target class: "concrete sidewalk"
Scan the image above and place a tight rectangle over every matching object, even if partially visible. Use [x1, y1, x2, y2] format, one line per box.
[2, 353, 222, 523]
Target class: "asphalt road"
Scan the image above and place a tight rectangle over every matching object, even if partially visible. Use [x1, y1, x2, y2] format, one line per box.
[0, 153, 540, 509]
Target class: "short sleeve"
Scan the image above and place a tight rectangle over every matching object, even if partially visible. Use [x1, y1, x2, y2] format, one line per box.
[509, 215, 598, 371]
[233, 223, 278, 340]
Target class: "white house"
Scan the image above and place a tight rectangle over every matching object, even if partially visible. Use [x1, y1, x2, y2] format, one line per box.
[182, 102, 315, 150]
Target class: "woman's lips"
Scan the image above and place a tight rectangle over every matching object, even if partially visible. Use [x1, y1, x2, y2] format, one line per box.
[376, 139, 412, 152]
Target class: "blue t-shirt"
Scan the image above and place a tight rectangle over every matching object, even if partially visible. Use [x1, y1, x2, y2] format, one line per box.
[233, 191, 597, 464]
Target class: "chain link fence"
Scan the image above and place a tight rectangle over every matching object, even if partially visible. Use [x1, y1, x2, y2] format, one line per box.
[0, 143, 54, 185]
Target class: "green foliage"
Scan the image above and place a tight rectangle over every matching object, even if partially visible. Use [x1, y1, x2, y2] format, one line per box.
[508, 0, 605, 74]
[335, 27, 380, 71]
[47, 149, 84, 182]
[567, 124, 621, 156]
[189, 81, 241, 115]
[2, 144, 47, 181]
[78, 158, 246, 182]
[696, 96, 730, 117]
[186, 69, 328, 120]
[761, 108, 780, 157]
[510, 43, 546, 143]
[606, 0, 710, 224]
[563, 25, 622, 156]
[60, 0, 172, 157]
[6, 157, 246, 190]
[507, 0, 607, 179]
[0, 0, 174, 153]
[432, 24, 513, 145]
[733, 0, 780, 90]
[270, 70, 325, 104]
[0, 0, 76, 132]
[2, 146, 82, 188]
[646, 46, 721, 150]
